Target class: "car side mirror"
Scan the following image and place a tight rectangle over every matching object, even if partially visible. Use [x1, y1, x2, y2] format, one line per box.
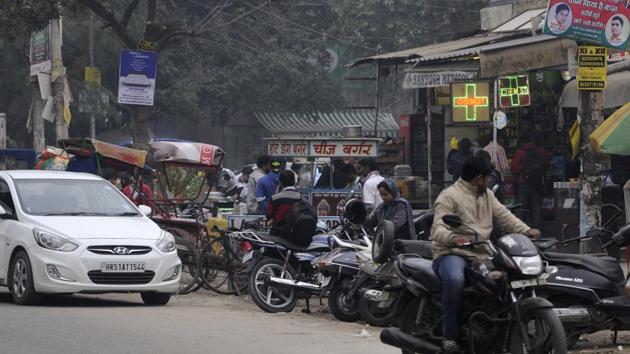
[443, 214, 463, 228]
[138, 205, 152, 216]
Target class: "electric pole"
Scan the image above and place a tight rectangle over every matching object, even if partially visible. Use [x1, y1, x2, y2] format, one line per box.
[50, 17, 68, 141]
[89, 12, 96, 139]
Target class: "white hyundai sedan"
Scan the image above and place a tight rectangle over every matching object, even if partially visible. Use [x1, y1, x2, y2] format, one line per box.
[0, 170, 181, 305]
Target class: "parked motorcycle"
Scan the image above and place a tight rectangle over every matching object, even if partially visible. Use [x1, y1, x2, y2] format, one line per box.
[378, 214, 567, 354]
[533, 214, 630, 349]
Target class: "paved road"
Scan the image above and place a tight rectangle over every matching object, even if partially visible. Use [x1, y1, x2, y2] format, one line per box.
[0, 289, 396, 354]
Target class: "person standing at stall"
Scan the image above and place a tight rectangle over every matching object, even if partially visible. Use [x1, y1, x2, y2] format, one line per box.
[357, 158, 385, 211]
[511, 134, 550, 230]
[447, 138, 472, 181]
[256, 158, 284, 215]
[247, 155, 270, 215]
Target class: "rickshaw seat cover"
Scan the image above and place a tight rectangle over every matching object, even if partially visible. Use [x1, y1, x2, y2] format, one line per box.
[58, 138, 147, 169]
[149, 141, 224, 166]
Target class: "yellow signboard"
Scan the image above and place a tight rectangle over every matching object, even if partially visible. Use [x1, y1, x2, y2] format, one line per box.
[84, 66, 101, 88]
[138, 39, 157, 51]
[451, 82, 490, 122]
[577, 46, 607, 90]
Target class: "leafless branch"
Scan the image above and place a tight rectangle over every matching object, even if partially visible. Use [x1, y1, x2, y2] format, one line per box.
[120, 0, 142, 29]
[75, 0, 136, 49]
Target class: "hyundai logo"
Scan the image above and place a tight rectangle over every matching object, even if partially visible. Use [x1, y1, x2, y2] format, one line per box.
[113, 247, 130, 255]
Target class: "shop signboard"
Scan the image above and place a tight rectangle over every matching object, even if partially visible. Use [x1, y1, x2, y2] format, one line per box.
[266, 139, 378, 158]
[117, 50, 157, 106]
[30, 25, 51, 77]
[403, 71, 476, 89]
[498, 75, 531, 108]
[543, 0, 630, 51]
[577, 45, 608, 90]
[451, 81, 491, 123]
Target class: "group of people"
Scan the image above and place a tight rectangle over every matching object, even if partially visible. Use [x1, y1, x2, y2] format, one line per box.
[447, 133, 550, 230]
[103, 169, 153, 205]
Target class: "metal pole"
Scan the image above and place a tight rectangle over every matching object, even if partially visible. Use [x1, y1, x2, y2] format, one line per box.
[32, 82, 45, 152]
[493, 79, 498, 144]
[427, 89, 433, 207]
[51, 17, 68, 140]
[0, 113, 6, 149]
[89, 12, 96, 139]
[373, 62, 381, 137]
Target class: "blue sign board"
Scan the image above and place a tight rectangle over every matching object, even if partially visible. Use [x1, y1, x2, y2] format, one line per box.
[117, 50, 157, 106]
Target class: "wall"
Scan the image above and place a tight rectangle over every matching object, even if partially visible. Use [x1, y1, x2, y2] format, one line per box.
[481, 0, 548, 30]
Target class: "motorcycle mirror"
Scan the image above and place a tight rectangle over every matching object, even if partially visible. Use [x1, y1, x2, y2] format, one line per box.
[491, 184, 499, 194]
[443, 214, 463, 228]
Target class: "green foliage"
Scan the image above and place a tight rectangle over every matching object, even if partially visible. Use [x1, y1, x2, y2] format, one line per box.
[0, 0, 61, 40]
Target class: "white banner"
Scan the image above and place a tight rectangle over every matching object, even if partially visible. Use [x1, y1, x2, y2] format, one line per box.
[403, 71, 476, 89]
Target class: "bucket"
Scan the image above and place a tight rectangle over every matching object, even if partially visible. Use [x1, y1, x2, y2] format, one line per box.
[342, 125, 362, 138]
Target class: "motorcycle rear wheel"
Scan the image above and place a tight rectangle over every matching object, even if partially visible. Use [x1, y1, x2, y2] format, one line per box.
[509, 307, 567, 354]
[399, 297, 441, 354]
[249, 257, 297, 313]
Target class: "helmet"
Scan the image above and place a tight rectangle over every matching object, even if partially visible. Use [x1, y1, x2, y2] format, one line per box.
[343, 199, 367, 224]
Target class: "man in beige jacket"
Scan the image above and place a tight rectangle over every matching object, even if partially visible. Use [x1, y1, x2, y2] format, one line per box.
[431, 153, 540, 352]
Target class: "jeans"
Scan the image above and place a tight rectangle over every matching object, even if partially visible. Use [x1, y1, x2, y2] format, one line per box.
[433, 255, 468, 340]
[516, 184, 543, 230]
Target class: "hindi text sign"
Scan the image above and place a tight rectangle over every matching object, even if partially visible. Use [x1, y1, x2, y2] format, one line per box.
[543, 0, 630, 50]
[577, 46, 608, 90]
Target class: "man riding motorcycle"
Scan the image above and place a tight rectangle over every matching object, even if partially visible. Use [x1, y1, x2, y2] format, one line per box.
[431, 153, 541, 352]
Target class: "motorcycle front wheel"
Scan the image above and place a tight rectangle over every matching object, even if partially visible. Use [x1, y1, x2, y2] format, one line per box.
[509, 307, 567, 354]
[328, 277, 361, 322]
[358, 283, 398, 327]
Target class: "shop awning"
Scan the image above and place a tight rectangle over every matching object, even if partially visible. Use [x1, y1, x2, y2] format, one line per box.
[403, 61, 480, 89]
[590, 103, 630, 155]
[255, 111, 399, 138]
[560, 71, 630, 109]
[348, 32, 516, 67]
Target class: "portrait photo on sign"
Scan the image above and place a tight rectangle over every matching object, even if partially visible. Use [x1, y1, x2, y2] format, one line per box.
[547, 3, 572, 35]
[606, 14, 630, 47]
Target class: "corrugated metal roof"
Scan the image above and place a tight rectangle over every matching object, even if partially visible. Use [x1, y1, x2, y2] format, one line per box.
[255, 111, 399, 138]
[492, 9, 546, 32]
[348, 32, 516, 67]
[407, 60, 479, 72]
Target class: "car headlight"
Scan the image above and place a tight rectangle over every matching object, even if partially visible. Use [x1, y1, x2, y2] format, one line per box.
[33, 228, 79, 252]
[513, 255, 543, 275]
[156, 230, 177, 253]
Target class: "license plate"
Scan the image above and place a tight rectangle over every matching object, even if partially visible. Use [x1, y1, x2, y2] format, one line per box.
[101, 262, 146, 273]
[511, 278, 546, 289]
[242, 250, 254, 263]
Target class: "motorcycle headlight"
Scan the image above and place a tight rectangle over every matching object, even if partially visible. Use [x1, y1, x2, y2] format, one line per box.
[156, 230, 177, 253]
[513, 255, 543, 275]
[33, 228, 79, 252]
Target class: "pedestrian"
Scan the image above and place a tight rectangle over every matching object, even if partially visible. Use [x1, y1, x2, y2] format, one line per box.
[478, 134, 510, 177]
[365, 179, 416, 240]
[121, 173, 153, 205]
[255, 158, 284, 215]
[267, 170, 304, 237]
[511, 134, 550, 230]
[357, 158, 385, 211]
[247, 155, 270, 214]
[340, 163, 360, 189]
[447, 137, 472, 181]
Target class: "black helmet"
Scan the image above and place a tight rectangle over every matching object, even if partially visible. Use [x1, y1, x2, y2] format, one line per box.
[344, 199, 367, 224]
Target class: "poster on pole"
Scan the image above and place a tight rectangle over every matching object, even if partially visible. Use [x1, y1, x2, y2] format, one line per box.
[577, 45, 608, 90]
[117, 50, 157, 106]
[30, 25, 51, 77]
[543, 1, 630, 50]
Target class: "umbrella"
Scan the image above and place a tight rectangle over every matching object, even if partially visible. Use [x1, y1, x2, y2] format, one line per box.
[590, 103, 630, 155]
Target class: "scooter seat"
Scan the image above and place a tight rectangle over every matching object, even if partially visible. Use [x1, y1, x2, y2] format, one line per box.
[257, 234, 312, 252]
[394, 240, 433, 259]
[544, 252, 624, 282]
[400, 255, 442, 293]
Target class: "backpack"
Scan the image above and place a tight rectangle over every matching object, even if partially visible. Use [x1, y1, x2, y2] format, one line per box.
[282, 200, 318, 247]
[523, 147, 545, 187]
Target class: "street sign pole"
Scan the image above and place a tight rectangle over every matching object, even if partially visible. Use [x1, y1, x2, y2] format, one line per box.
[89, 12, 96, 139]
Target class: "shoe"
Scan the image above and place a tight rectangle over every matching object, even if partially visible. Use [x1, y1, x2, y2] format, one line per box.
[442, 339, 461, 353]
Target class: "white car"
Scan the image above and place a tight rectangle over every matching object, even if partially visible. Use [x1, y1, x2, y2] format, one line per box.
[0, 171, 181, 305]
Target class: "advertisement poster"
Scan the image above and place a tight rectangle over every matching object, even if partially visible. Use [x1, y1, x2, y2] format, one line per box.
[30, 26, 51, 77]
[543, 0, 630, 50]
[577, 46, 608, 89]
[117, 50, 157, 106]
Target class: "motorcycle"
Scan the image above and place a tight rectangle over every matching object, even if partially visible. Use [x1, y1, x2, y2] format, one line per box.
[532, 207, 630, 349]
[378, 215, 567, 354]
[245, 198, 370, 314]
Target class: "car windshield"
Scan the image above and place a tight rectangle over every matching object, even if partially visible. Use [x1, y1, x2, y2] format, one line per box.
[14, 179, 140, 216]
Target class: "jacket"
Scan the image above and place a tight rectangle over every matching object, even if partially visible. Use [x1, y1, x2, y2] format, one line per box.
[255, 172, 279, 214]
[430, 179, 530, 261]
[511, 143, 550, 184]
[246, 168, 266, 214]
[366, 179, 416, 240]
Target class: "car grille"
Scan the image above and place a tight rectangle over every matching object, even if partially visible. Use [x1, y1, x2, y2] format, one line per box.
[87, 271, 155, 285]
[87, 246, 152, 255]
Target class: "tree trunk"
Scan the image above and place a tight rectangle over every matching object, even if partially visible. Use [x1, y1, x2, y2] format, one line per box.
[130, 106, 151, 152]
[578, 90, 604, 254]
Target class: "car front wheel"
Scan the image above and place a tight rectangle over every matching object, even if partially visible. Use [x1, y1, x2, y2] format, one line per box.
[141, 292, 171, 305]
[9, 251, 42, 305]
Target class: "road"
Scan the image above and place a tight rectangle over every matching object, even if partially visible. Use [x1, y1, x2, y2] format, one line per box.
[0, 289, 396, 354]
[2, 288, 630, 354]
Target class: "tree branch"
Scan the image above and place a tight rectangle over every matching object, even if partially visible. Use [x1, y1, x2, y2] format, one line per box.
[120, 0, 142, 29]
[75, 0, 136, 49]
[147, 0, 157, 24]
